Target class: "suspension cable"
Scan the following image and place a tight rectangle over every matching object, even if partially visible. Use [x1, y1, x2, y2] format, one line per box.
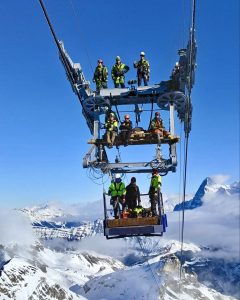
[148, 98, 154, 130]
[179, 0, 196, 280]
[38, 0, 94, 133]
[38, 0, 75, 85]
[68, 0, 94, 73]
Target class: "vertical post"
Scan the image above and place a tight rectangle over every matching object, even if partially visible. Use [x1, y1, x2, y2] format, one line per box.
[169, 102, 177, 167]
[169, 102, 175, 136]
[94, 119, 99, 158]
[103, 192, 108, 237]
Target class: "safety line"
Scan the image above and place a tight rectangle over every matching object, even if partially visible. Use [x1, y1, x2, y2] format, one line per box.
[68, 0, 94, 73]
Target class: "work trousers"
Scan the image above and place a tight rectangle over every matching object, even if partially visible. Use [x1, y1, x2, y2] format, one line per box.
[138, 73, 149, 86]
[106, 131, 117, 146]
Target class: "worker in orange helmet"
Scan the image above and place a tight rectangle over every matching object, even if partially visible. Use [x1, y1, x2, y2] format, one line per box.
[119, 114, 133, 146]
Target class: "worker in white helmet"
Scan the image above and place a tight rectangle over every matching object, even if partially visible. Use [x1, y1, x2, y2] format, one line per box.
[170, 61, 180, 90]
[133, 52, 150, 86]
[108, 174, 126, 219]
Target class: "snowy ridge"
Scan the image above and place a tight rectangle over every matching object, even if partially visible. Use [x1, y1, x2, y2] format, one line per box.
[174, 177, 240, 210]
[0, 245, 123, 300]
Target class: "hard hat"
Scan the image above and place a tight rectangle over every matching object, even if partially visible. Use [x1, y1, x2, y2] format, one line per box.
[140, 51, 145, 56]
[98, 59, 103, 63]
[124, 114, 130, 119]
[110, 112, 115, 117]
[155, 111, 160, 116]
[175, 61, 179, 66]
[116, 56, 121, 61]
[115, 174, 122, 183]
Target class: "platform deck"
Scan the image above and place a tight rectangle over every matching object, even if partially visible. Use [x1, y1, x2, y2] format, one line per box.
[107, 216, 160, 228]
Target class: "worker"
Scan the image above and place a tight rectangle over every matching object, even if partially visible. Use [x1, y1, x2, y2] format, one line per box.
[93, 59, 108, 93]
[104, 113, 118, 148]
[150, 111, 164, 144]
[170, 61, 180, 90]
[111, 56, 129, 88]
[105, 108, 118, 123]
[125, 177, 141, 210]
[133, 52, 150, 86]
[149, 169, 162, 216]
[108, 174, 126, 219]
[119, 114, 133, 146]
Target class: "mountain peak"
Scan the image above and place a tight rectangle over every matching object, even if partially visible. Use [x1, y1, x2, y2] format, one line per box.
[174, 177, 239, 211]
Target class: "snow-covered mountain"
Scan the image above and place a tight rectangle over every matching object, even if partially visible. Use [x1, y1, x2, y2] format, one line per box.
[0, 244, 123, 300]
[0, 176, 239, 300]
[174, 177, 240, 210]
[19, 204, 103, 240]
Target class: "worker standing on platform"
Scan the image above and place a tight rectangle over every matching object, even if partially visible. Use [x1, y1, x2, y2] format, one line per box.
[133, 52, 150, 86]
[126, 177, 141, 210]
[93, 59, 108, 93]
[108, 174, 126, 219]
[119, 114, 133, 146]
[149, 169, 161, 216]
[111, 56, 129, 88]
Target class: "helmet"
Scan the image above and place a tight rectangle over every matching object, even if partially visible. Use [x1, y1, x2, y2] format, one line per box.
[155, 112, 160, 116]
[140, 51, 145, 56]
[115, 174, 122, 183]
[110, 112, 115, 117]
[124, 114, 130, 119]
[175, 61, 179, 66]
[98, 59, 103, 63]
[116, 56, 121, 61]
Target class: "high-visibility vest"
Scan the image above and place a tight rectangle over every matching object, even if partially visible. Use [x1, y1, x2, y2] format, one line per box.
[149, 175, 162, 193]
[105, 120, 118, 132]
[108, 182, 126, 197]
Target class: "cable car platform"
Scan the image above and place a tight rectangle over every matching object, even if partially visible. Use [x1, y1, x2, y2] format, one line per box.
[88, 131, 180, 147]
[104, 215, 168, 239]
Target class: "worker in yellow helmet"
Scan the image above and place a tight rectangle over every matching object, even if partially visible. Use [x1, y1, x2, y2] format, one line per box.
[111, 56, 129, 88]
[104, 113, 118, 148]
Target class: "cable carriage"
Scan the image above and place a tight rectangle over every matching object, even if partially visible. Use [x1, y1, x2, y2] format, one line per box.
[39, 0, 196, 239]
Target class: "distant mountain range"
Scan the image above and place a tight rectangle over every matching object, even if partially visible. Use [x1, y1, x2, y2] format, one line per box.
[0, 177, 239, 300]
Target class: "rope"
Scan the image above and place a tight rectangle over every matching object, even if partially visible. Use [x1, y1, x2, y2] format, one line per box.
[178, 123, 183, 243]
[38, 0, 94, 133]
[38, 0, 75, 85]
[68, 0, 94, 73]
[148, 98, 154, 130]
[179, 134, 189, 280]
[114, 105, 122, 122]
[179, 0, 196, 282]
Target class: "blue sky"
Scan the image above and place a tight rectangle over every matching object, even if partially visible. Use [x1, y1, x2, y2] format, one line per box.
[0, 0, 239, 208]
